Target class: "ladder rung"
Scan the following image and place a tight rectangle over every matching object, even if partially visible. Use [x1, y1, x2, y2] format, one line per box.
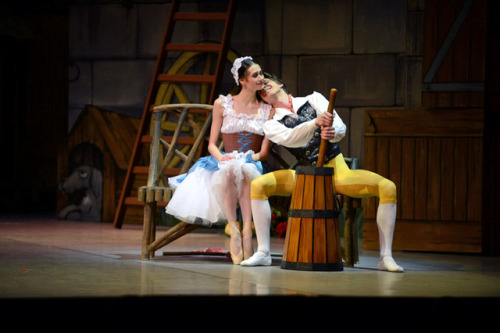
[157, 74, 215, 84]
[124, 197, 143, 205]
[149, 104, 210, 115]
[173, 12, 228, 21]
[165, 43, 221, 53]
[133, 166, 182, 176]
[148, 105, 210, 114]
[141, 135, 198, 145]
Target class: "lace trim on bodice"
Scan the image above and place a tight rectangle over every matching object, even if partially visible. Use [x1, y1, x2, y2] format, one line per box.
[219, 94, 271, 135]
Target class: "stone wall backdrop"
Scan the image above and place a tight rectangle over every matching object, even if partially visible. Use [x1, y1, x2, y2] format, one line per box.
[69, 0, 423, 168]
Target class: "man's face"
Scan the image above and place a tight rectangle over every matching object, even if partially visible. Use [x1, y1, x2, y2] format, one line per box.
[259, 78, 281, 102]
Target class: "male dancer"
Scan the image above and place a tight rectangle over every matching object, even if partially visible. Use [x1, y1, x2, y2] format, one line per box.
[241, 73, 403, 272]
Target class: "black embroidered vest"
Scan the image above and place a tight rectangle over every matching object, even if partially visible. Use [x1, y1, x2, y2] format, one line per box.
[278, 101, 341, 166]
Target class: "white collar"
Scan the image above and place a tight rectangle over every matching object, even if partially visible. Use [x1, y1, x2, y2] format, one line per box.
[273, 107, 294, 121]
[272, 96, 309, 120]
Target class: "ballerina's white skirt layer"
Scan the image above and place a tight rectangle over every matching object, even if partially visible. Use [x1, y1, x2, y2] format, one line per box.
[165, 150, 262, 227]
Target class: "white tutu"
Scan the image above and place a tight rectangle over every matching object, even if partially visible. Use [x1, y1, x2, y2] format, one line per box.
[165, 150, 262, 226]
[166, 165, 226, 226]
[212, 150, 262, 209]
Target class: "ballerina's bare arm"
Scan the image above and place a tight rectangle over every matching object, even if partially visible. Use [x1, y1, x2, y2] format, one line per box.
[208, 98, 235, 161]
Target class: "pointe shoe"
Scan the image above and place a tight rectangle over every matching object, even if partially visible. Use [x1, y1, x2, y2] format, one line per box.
[228, 222, 243, 265]
[242, 228, 254, 260]
[377, 256, 404, 272]
[240, 251, 272, 266]
[225, 222, 241, 237]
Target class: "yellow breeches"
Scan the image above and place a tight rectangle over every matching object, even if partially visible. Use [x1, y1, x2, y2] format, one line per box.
[250, 153, 397, 203]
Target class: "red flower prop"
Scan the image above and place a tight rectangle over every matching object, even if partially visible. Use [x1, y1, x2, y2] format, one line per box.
[275, 222, 288, 238]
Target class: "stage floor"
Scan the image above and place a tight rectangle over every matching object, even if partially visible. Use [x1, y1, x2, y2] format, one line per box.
[1, 214, 499, 329]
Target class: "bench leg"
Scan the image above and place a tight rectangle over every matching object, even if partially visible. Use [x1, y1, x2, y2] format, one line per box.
[142, 201, 157, 260]
[344, 197, 359, 267]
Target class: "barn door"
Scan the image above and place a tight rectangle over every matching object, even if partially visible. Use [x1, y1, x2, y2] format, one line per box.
[422, 0, 487, 108]
[362, 0, 487, 253]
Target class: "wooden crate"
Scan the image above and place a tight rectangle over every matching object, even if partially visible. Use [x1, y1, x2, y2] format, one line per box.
[363, 108, 483, 253]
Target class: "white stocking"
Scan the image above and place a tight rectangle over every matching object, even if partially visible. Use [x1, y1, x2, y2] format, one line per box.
[239, 176, 253, 259]
[250, 199, 271, 255]
[377, 202, 396, 258]
[376, 203, 403, 272]
[223, 170, 238, 222]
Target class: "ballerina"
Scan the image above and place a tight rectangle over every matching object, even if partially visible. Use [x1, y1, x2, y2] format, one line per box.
[166, 56, 273, 264]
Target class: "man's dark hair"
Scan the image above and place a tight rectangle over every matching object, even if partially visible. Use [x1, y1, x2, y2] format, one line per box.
[264, 72, 290, 94]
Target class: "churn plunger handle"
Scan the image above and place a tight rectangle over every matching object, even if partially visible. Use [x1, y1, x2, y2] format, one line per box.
[316, 88, 338, 167]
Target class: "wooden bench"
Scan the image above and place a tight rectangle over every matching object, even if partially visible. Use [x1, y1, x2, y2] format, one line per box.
[138, 104, 213, 260]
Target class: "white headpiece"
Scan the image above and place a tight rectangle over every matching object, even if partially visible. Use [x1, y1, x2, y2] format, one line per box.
[231, 56, 253, 85]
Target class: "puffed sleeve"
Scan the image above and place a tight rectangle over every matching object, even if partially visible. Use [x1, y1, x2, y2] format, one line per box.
[263, 116, 317, 148]
[308, 92, 346, 143]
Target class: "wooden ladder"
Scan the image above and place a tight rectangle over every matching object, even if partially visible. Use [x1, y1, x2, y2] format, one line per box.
[113, 0, 238, 228]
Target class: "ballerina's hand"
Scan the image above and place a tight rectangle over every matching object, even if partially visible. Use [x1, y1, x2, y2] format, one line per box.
[219, 155, 235, 162]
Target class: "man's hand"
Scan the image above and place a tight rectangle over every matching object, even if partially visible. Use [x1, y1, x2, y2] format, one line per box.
[321, 126, 336, 140]
[315, 112, 334, 127]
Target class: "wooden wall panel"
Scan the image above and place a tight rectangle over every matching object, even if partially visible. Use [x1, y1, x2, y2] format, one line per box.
[414, 138, 428, 220]
[401, 138, 415, 220]
[440, 138, 454, 221]
[422, 0, 487, 109]
[389, 138, 402, 218]
[363, 136, 377, 219]
[468, 138, 483, 221]
[454, 138, 468, 221]
[363, 109, 483, 253]
[468, 0, 487, 82]
[427, 137, 442, 220]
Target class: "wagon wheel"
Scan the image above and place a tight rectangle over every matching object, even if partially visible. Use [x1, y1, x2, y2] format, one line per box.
[152, 47, 239, 184]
